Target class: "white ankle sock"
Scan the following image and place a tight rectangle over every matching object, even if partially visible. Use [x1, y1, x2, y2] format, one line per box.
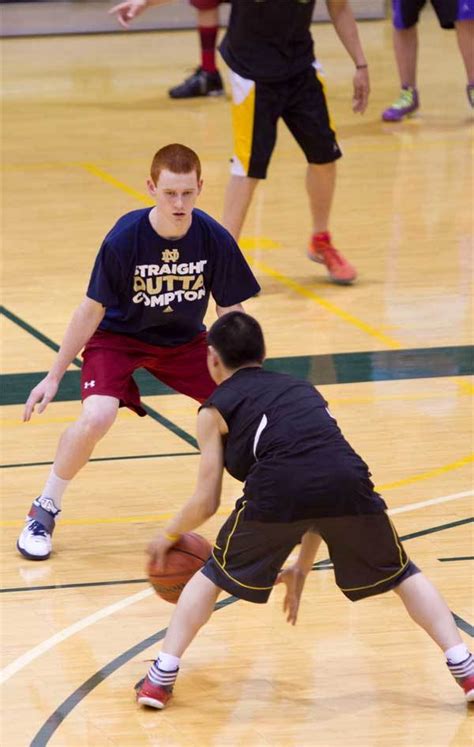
[157, 652, 180, 671]
[41, 469, 70, 510]
[445, 643, 470, 664]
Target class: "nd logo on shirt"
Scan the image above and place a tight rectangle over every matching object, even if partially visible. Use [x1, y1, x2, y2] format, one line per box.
[132, 249, 208, 312]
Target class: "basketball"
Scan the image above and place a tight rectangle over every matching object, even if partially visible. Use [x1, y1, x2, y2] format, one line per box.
[147, 531, 212, 604]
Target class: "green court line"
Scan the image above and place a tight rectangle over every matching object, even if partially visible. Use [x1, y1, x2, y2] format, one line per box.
[141, 403, 198, 449]
[2, 348, 473, 407]
[438, 556, 474, 562]
[2, 306, 473, 457]
[1, 306, 197, 448]
[25, 517, 474, 746]
[1, 451, 199, 470]
[1, 306, 82, 368]
[2, 306, 474, 410]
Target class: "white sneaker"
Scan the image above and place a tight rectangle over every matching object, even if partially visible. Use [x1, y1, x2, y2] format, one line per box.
[17, 520, 52, 560]
[17, 497, 59, 561]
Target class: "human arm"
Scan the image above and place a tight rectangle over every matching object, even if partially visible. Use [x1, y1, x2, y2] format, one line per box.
[216, 302, 245, 317]
[147, 406, 226, 568]
[326, 0, 370, 113]
[276, 531, 322, 625]
[23, 297, 105, 421]
[109, 0, 173, 29]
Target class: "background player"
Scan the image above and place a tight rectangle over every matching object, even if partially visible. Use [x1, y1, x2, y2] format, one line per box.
[110, 0, 370, 285]
[168, 1, 226, 99]
[17, 144, 260, 561]
[135, 311, 474, 710]
[382, 0, 474, 121]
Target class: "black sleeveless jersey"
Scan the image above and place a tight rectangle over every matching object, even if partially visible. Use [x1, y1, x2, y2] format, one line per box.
[202, 367, 384, 521]
[219, 0, 316, 83]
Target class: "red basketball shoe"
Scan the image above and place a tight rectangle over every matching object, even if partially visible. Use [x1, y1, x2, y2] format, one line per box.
[308, 232, 357, 285]
[135, 675, 173, 709]
[459, 674, 474, 702]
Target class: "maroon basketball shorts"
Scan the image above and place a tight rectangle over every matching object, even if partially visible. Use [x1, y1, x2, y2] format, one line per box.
[81, 330, 215, 416]
[190, 0, 225, 9]
[202, 506, 419, 603]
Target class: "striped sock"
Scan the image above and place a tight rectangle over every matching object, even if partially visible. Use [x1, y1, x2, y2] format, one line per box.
[447, 652, 474, 683]
[147, 660, 179, 690]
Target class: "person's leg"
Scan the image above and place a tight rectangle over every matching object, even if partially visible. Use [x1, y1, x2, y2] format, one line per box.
[394, 573, 474, 700]
[393, 26, 419, 88]
[222, 176, 260, 241]
[382, 1, 421, 121]
[17, 394, 119, 560]
[168, 2, 224, 99]
[306, 162, 336, 236]
[393, 572, 461, 651]
[283, 68, 354, 284]
[53, 395, 119, 480]
[222, 74, 279, 240]
[455, 19, 474, 105]
[306, 163, 356, 284]
[197, 8, 220, 74]
[136, 572, 221, 709]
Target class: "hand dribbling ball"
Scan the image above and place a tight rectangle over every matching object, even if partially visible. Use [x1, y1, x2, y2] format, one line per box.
[147, 531, 212, 604]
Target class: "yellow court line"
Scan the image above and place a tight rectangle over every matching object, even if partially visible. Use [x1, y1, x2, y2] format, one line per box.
[79, 163, 153, 206]
[239, 236, 281, 250]
[377, 454, 474, 492]
[245, 254, 403, 349]
[78, 163, 403, 350]
[458, 379, 474, 396]
[1, 454, 472, 529]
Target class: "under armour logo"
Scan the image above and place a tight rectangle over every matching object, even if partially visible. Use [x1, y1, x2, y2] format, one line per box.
[84, 380, 96, 389]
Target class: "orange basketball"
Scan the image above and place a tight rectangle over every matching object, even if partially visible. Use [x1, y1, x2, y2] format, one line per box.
[147, 531, 212, 604]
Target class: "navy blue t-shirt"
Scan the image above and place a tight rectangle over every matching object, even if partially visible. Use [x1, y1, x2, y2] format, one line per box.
[87, 208, 261, 346]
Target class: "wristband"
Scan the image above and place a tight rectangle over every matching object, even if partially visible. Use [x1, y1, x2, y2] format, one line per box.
[356, 64, 368, 69]
[163, 530, 180, 543]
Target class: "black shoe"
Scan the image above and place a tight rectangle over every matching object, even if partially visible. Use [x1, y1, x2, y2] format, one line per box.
[168, 67, 224, 99]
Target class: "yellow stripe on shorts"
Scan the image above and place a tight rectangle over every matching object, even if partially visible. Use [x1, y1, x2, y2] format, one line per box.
[230, 71, 256, 176]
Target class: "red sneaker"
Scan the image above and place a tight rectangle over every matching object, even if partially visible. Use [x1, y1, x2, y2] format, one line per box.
[308, 232, 357, 285]
[459, 674, 474, 702]
[136, 675, 173, 709]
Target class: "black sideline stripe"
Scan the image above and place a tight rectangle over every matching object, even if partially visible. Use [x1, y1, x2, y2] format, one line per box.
[438, 556, 474, 562]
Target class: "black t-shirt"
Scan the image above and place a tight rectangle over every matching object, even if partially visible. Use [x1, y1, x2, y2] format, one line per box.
[202, 367, 383, 521]
[86, 208, 260, 347]
[219, 0, 316, 82]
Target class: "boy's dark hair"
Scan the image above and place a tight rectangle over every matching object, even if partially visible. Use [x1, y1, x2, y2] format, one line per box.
[207, 312, 265, 369]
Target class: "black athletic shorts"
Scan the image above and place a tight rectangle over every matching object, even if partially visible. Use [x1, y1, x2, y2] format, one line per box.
[201, 503, 419, 603]
[228, 64, 342, 179]
[392, 0, 473, 30]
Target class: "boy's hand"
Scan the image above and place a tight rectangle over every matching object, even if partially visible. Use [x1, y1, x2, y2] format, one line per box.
[275, 566, 307, 625]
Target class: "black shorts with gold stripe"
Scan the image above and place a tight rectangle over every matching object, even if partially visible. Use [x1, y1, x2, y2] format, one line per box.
[201, 503, 419, 603]
[228, 63, 342, 179]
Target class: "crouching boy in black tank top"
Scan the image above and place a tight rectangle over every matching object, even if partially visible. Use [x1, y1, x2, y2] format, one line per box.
[135, 312, 474, 710]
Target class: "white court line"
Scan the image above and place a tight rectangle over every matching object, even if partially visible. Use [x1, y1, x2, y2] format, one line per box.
[1, 489, 473, 686]
[0, 587, 153, 685]
[388, 490, 473, 515]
